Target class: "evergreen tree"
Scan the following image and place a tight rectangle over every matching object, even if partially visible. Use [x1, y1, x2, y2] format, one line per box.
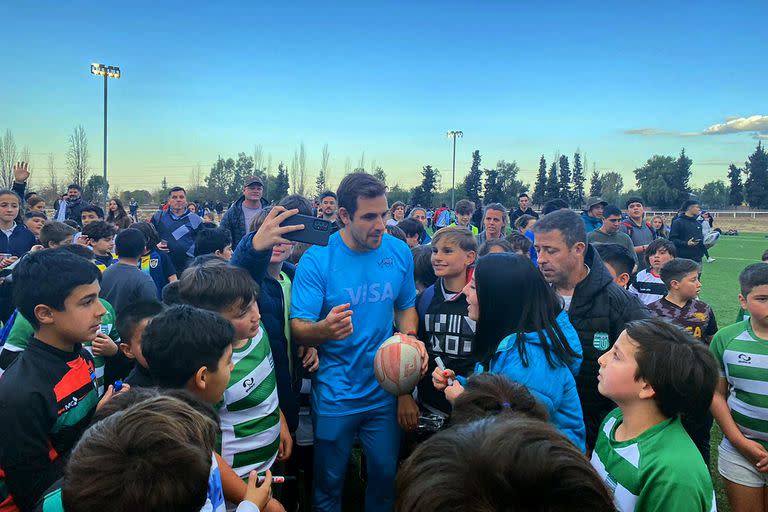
[416, 165, 439, 207]
[744, 142, 768, 208]
[463, 150, 483, 205]
[545, 161, 559, 201]
[572, 152, 586, 208]
[589, 169, 602, 198]
[372, 166, 387, 186]
[558, 155, 571, 206]
[483, 167, 501, 204]
[532, 155, 547, 206]
[315, 170, 327, 197]
[672, 148, 692, 206]
[497, 160, 527, 205]
[727, 164, 744, 206]
[274, 162, 290, 199]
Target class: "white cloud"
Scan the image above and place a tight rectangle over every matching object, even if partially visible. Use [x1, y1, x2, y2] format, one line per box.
[623, 128, 674, 136]
[702, 115, 768, 135]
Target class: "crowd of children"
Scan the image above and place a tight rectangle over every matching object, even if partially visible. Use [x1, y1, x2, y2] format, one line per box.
[0, 167, 767, 512]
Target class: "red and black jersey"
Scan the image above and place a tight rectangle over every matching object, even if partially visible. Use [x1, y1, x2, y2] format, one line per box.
[0, 338, 98, 512]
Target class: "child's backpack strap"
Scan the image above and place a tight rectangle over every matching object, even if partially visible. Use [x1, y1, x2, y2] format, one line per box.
[416, 285, 436, 321]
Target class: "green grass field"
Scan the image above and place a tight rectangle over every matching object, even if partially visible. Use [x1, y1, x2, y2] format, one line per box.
[700, 232, 768, 512]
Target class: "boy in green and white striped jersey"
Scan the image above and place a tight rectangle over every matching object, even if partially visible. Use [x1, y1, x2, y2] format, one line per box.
[177, 264, 291, 511]
[591, 319, 718, 512]
[711, 263, 768, 509]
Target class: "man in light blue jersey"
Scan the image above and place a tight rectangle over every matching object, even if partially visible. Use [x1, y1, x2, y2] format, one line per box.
[291, 173, 428, 512]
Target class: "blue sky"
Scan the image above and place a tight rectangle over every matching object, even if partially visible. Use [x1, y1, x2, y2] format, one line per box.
[2, 1, 766, 194]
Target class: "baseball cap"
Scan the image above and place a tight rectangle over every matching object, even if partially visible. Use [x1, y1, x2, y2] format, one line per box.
[585, 196, 607, 209]
[244, 176, 264, 187]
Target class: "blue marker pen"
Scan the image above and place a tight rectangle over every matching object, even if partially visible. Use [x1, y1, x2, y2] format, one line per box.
[113, 380, 123, 393]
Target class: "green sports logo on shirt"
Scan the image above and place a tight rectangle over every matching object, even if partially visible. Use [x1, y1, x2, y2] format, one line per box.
[593, 332, 610, 351]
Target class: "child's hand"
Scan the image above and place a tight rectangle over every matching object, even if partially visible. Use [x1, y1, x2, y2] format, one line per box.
[95, 382, 131, 411]
[431, 367, 455, 391]
[298, 346, 319, 372]
[244, 470, 272, 511]
[91, 332, 118, 357]
[444, 381, 465, 403]
[735, 438, 768, 471]
[0, 256, 18, 269]
[397, 394, 419, 432]
[276, 414, 293, 461]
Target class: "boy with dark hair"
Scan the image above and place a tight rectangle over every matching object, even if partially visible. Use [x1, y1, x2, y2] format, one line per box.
[194, 227, 233, 260]
[414, 227, 477, 420]
[477, 238, 515, 256]
[412, 245, 437, 293]
[397, 417, 615, 512]
[100, 228, 157, 313]
[129, 221, 178, 300]
[448, 199, 478, 235]
[81, 220, 118, 271]
[628, 238, 676, 305]
[594, 243, 636, 289]
[176, 266, 292, 489]
[592, 318, 718, 511]
[711, 263, 768, 509]
[39, 221, 77, 248]
[115, 299, 164, 388]
[79, 205, 104, 226]
[505, 231, 533, 257]
[397, 218, 424, 248]
[0, 249, 124, 511]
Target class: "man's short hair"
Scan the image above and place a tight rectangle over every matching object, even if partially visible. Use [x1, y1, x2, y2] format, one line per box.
[336, 173, 386, 219]
[278, 194, 313, 216]
[541, 198, 569, 216]
[319, 190, 337, 202]
[518, 193, 530, 200]
[395, 417, 615, 512]
[13, 249, 101, 329]
[739, 262, 768, 297]
[412, 245, 437, 289]
[62, 394, 216, 512]
[39, 221, 77, 248]
[658, 258, 700, 287]
[594, 243, 635, 278]
[168, 186, 186, 196]
[533, 209, 586, 248]
[625, 196, 644, 208]
[478, 239, 515, 257]
[59, 244, 95, 260]
[115, 300, 164, 347]
[624, 319, 718, 418]
[114, 228, 147, 259]
[680, 199, 700, 212]
[80, 205, 104, 219]
[178, 264, 258, 314]
[81, 221, 117, 242]
[451, 373, 548, 425]
[454, 199, 475, 216]
[385, 224, 407, 242]
[431, 226, 477, 253]
[602, 205, 622, 218]
[142, 305, 235, 388]
[397, 218, 424, 238]
[67, 184, 83, 192]
[162, 280, 182, 306]
[194, 227, 232, 257]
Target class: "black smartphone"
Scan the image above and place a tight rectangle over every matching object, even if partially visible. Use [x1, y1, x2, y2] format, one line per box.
[280, 214, 334, 246]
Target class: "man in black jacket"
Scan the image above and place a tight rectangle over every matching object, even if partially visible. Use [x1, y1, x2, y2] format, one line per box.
[54, 184, 87, 226]
[509, 193, 539, 228]
[669, 199, 705, 262]
[220, 176, 270, 247]
[533, 209, 649, 449]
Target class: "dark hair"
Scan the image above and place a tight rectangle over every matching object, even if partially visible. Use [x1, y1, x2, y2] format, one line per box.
[13, 249, 101, 329]
[659, 258, 700, 287]
[541, 198, 568, 216]
[27, 196, 45, 209]
[24, 210, 46, 220]
[451, 373, 548, 425]
[177, 265, 258, 314]
[644, 238, 676, 263]
[533, 209, 586, 248]
[67, 183, 83, 192]
[515, 214, 535, 231]
[518, 193, 530, 200]
[593, 243, 635, 278]
[602, 205, 623, 218]
[390, 201, 406, 214]
[40, 221, 77, 247]
[739, 262, 768, 296]
[336, 172, 386, 218]
[386, 224, 407, 243]
[63, 219, 80, 229]
[319, 190, 337, 201]
[473, 254, 579, 369]
[142, 305, 234, 388]
[395, 417, 615, 512]
[762, 249, 768, 262]
[412, 245, 437, 289]
[193, 227, 232, 257]
[505, 231, 533, 255]
[625, 197, 644, 208]
[59, 243, 96, 260]
[680, 199, 700, 212]
[189, 254, 229, 269]
[397, 218, 424, 238]
[168, 186, 186, 196]
[114, 228, 147, 259]
[129, 222, 160, 249]
[80, 205, 104, 219]
[106, 197, 129, 225]
[624, 319, 718, 418]
[116, 300, 164, 346]
[478, 238, 515, 257]
[278, 194, 312, 216]
[162, 280, 182, 306]
[82, 220, 117, 242]
[454, 199, 475, 216]
[63, 394, 216, 512]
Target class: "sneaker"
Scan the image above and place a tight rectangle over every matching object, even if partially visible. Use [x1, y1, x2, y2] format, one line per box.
[707, 257, 716, 262]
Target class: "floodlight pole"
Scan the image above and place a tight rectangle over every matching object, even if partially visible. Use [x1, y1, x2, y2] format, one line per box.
[90, 63, 120, 206]
[447, 130, 463, 210]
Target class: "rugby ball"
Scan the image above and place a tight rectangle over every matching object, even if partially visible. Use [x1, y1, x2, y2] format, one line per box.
[374, 334, 422, 396]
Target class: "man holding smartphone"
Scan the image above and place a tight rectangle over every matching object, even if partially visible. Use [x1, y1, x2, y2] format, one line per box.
[290, 173, 428, 512]
[669, 199, 705, 263]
